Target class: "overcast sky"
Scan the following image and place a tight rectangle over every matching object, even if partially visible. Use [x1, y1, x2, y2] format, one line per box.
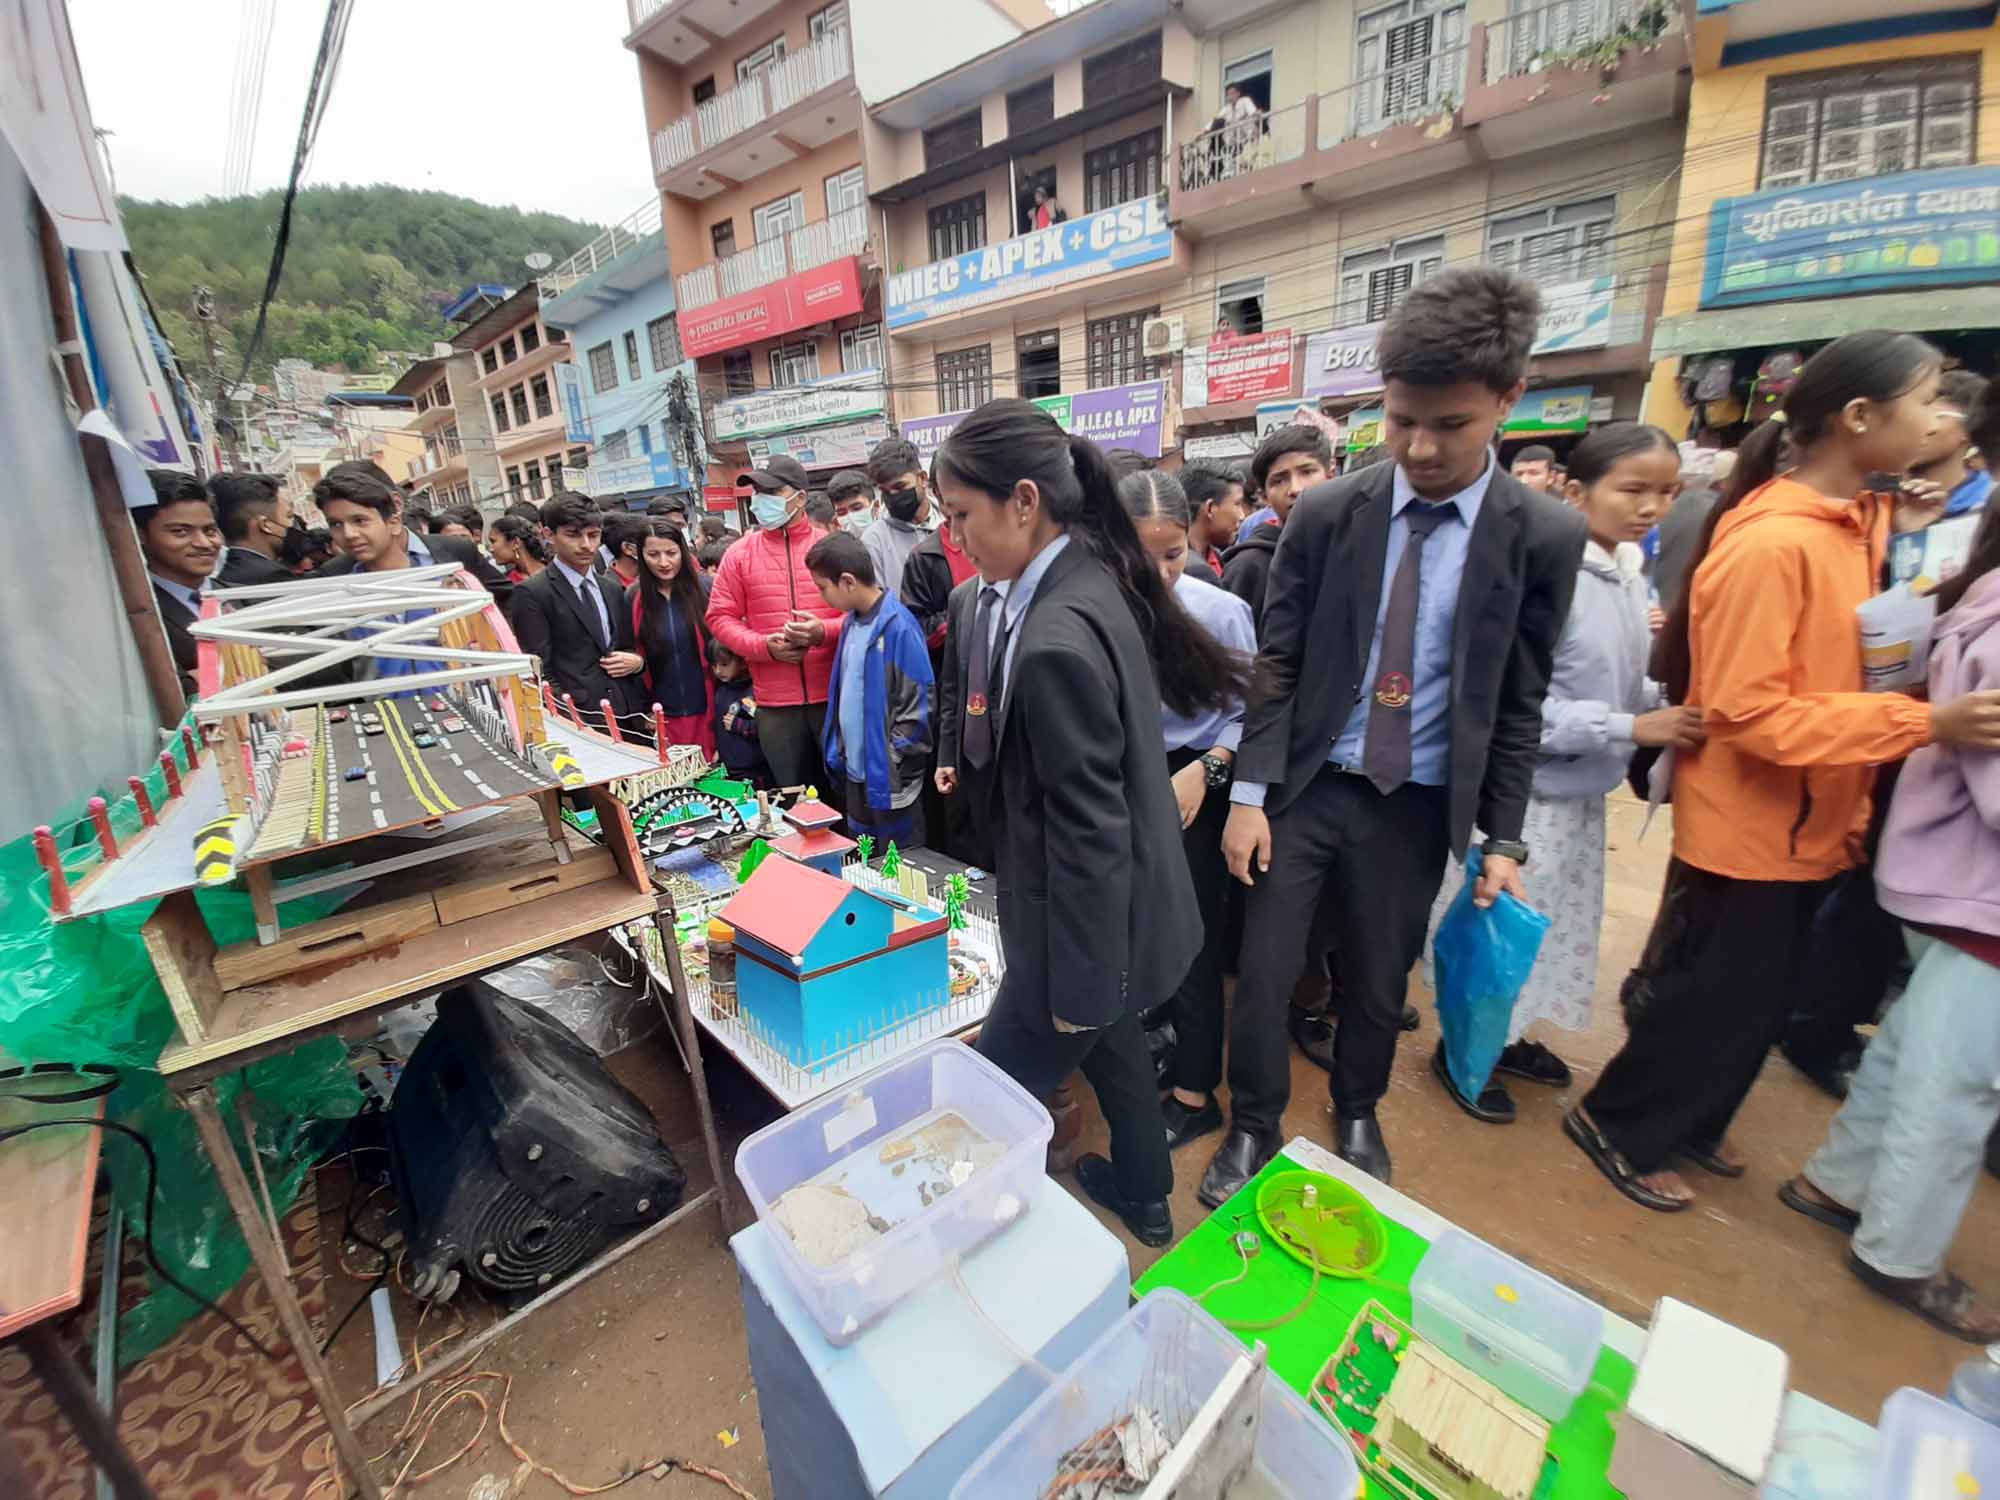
[71, 0, 656, 232]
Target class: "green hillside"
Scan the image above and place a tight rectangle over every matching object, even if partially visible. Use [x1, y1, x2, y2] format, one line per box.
[121, 184, 602, 384]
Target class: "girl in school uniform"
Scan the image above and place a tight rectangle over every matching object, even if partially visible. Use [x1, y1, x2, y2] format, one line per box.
[933, 401, 1253, 1247]
[617, 523, 715, 757]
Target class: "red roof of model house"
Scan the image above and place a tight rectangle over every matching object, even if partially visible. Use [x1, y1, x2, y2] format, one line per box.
[718, 856, 853, 960]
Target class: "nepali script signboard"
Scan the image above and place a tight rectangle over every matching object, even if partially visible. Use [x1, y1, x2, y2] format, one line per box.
[1701, 165, 2000, 309]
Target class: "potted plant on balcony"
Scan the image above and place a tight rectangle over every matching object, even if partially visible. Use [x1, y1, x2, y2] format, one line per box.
[1525, 0, 1673, 84]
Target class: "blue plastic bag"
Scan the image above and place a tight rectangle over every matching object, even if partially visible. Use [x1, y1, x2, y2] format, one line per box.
[1432, 846, 1553, 1102]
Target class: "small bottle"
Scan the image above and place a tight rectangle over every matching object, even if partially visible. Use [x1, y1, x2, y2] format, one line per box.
[706, 918, 738, 1016]
[1949, 1345, 2000, 1426]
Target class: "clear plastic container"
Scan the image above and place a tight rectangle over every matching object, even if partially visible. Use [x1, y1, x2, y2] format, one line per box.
[1949, 1346, 2000, 1426]
[1410, 1229, 1603, 1423]
[734, 1039, 1051, 1345]
[1874, 1386, 2000, 1497]
[951, 1290, 1362, 1500]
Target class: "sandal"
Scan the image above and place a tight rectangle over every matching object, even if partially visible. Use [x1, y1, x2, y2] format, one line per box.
[1563, 1109, 1689, 1214]
[1778, 1176, 1859, 1233]
[1846, 1251, 2000, 1344]
[1496, 1040, 1572, 1088]
[1679, 1139, 1747, 1180]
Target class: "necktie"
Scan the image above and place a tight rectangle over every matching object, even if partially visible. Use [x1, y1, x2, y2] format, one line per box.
[1362, 503, 1455, 795]
[962, 585, 1003, 771]
[576, 577, 609, 652]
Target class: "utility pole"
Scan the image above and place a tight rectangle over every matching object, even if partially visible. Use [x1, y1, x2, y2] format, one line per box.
[194, 285, 242, 468]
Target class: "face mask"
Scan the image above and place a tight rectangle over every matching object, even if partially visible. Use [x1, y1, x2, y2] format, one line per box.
[751, 493, 792, 530]
[839, 509, 874, 537]
[884, 489, 924, 523]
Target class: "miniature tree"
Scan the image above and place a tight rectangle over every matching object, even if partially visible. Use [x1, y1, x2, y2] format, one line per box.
[736, 838, 772, 883]
[944, 873, 969, 931]
[881, 841, 902, 879]
[855, 833, 875, 866]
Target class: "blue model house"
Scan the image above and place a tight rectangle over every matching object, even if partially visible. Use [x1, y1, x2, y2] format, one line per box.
[719, 854, 948, 1065]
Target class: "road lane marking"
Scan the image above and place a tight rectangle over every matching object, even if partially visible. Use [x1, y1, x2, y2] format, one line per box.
[389, 701, 461, 812]
[375, 701, 445, 817]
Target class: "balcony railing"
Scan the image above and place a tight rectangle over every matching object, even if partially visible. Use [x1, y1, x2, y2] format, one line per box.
[653, 115, 697, 174]
[1320, 45, 1467, 149]
[541, 196, 664, 303]
[698, 77, 769, 150]
[628, 0, 673, 30]
[651, 30, 852, 177]
[675, 211, 873, 312]
[1177, 99, 1311, 192]
[1485, 0, 1677, 83]
[769, 31, 852, 113]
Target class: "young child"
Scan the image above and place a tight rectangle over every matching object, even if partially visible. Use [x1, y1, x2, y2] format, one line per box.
[709, 640, 769, 787]
[806, 531, 935, 846]
[1426, 424, 1705, 1123]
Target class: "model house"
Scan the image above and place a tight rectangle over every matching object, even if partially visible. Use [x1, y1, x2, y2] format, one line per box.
[766, 797, 855, 876]
[1373, 1342, 1550, 1500]
[719, 853, 947, 1064]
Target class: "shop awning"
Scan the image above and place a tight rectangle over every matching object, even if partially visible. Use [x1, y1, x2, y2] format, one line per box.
[1652, 287, 2000, 360]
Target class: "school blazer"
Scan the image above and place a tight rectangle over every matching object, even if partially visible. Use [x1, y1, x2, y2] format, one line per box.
[1236, 462, 1586, 855]
[153, 582, 199, 695]
[934, 576, 980, 772]
[510, 566, 649, 722]
[986, 544, 1200, 1033]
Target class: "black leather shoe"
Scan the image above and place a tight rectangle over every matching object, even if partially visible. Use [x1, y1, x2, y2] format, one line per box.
[1161, 1093, 1224, 1151]
[1401, 1005, 1421, 1033]
[1074, 1153, 1172, 1247]
[1431, 1046, 1516, 1124]
[1197, 1126, 1277, 1210]
[1288, 1010, 1336, 1073]
[1495, 1039, 1572, 1088]
[1334, 1113, 1393, 1184]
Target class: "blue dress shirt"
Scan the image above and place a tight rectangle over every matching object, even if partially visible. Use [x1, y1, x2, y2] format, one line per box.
[1162, 572, 1256, 754]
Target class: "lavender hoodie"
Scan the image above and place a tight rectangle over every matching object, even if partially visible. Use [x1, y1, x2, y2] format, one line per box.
[1876, 569, 2000, 936]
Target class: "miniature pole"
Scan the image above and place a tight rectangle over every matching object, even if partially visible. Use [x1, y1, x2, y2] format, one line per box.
[33, 827, 70, 915]
[158, 749, 183, 799]
[653, 704, 669, 763]
[601, 699, 624, 743]
[180, 723, 201, 765]
[127, 775, 157, 828]
[563, 693, 581, 727]
[85, 797, 117, 861]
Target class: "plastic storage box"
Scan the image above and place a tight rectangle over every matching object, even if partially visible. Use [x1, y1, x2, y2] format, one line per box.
[1410, 1229, 1603, 1423]
[734, 1039, 1051, 1345]
[951, 1289, 1362, 1499]
[1872, 1387, 2000, 1499]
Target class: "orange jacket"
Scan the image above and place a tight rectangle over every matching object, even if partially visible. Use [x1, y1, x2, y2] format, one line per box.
[1673, 477, 1934, 881]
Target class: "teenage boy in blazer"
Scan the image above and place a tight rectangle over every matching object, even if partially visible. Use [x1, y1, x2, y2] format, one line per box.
[1199, 267, 1586, 1204]
[511, 491, 649, 734]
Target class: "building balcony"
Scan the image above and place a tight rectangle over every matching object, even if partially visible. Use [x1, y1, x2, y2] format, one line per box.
[469, 337, 571, 393]
[675, 206, 872, 313]
[405, 448, 468, 489]
[650, 31, 858, 201]
[409, 400, 458, 435]
[494, 412, 569, 458]
[1464, 0, 1689, 157]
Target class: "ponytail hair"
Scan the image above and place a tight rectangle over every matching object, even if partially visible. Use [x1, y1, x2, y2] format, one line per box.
[937, 400, 1252, 716]
[1652, 330, 1942, 702]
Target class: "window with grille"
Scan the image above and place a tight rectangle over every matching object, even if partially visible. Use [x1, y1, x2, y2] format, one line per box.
[500, 335, 518, 365]
[1008, 78, 1056, 136]
[1354, 0, 1463, 128]
[525, 461, 545, 500]
[1085, 129, 1162, 213]
[432, 380, 450, 407]
[522, 326, 541, 353]
[647, 315, 681, 372]
[928, 192, 988, 262]
[623, 332, 643, 382]
[810, 2, 848, 40]
[505, 466, 522, 493]
[1217, 277, 1266, 336]
[770, 343, 821, 386]
[923, 111, 983, 172]
[1336, 234, 1445, 325]
[491, 394, 511, 434]
[1087, 307, 1162, 388]
[937, 345, 994, 411]
[1761, 57, 1977, 188]
[509, 385, 531, 427]
[588, 342, 618, 394]
[841, 323, 883, 372]
[1018, 328, 1061, 399]
[547, 327, 565, 345]
[1083, 30, 1162, 97]
[481, 349, 499, 375]
[531, 373, 553, 419]
[567, 447, 590, 471]
[1485, 196, 1614, 286]
[722, 351, 755, 395]
[825, 166, 866, 216]
[601, 430, 630, 463]
[754, 189, 808, 241]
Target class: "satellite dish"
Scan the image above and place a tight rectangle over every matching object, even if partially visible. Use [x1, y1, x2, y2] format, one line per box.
[524, 252, 554, 271]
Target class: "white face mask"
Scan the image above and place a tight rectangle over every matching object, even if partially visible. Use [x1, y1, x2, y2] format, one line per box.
[750, 493, 792, 530]
[839, 509, 873, 537]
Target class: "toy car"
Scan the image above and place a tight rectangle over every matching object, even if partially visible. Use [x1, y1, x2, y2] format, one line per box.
[364, 722, 386, 736]
[430, 696, 451, 712]
[282, 735, 310, 758]
[440, 716, 466, 734]
[328, 707, 350, 723]
[343, 766, 367, 782]
[413, 733, 437, 749]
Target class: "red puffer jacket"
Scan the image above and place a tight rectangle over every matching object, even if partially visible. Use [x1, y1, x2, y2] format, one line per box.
[704, 513, 845, 706]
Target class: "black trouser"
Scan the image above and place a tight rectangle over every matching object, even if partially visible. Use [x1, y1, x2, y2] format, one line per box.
[977, 982, 1173, 1204]
[1585, 858, 1832, 1173]
[1228, 766, 1450, 1130]
[1167, 745, 1233, 1096]
[757, 702, 826, 789]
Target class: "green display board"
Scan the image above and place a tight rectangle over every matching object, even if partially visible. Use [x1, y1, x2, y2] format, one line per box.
[1135, 1152, 1635, 1499]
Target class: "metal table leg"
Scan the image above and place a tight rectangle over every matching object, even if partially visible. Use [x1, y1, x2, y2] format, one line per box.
[16, 1322, 157, 1500]
[651, 899, 735, 1236]
[94, 1203, 124, 1500]
[181, 1085, 385, 1500]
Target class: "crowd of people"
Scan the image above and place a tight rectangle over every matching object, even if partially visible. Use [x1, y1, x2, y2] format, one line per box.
[132, 262, 2000, 1344]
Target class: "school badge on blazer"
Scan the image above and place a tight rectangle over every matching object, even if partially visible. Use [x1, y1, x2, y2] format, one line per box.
[1374, 671, 1412, 710]
[966, 693, 989, 716]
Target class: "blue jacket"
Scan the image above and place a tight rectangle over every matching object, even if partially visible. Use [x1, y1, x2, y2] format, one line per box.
[821, 593, 934, 811]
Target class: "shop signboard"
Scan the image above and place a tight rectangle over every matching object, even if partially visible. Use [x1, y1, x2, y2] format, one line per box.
[1258, 400, 1338, 441]
[1701, 165, 2000, 309]
[1182, 329, 1296, 407]
[1533, 276, 1615, 353]
[747, 417, 890, 471]
[1343, 408, 1383, 451]
[679, 257, 865, 357]
[1503, 385, 1594, 435]
[885, 198, 1175, 329]
[1303, 324, 1384, 400]
[1182, 431, 1256, 460]
[711, 370, 885, 441]
[704, 485, 745, 520]
[585, 450, 694, 496]
[900, 379, 1167, 460]
[556, 360, 591, 442]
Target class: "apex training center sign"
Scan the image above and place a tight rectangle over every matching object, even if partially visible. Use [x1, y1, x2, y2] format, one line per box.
[886, 198, 1175, 329]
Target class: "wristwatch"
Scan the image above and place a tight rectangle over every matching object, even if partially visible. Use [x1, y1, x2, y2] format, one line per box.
[1482, 838, 1531, 867]
[1199, 752, 1233, 789]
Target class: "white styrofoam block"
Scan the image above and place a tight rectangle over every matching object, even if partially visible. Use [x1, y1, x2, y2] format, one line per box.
[1627, 1298, 1789, 1484]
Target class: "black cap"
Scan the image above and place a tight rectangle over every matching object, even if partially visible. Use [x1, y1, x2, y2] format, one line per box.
[738, 455, 810, 493]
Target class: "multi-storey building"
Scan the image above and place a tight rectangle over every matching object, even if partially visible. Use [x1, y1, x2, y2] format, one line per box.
[391, 344, 502, 515]
[1644, 0, 2000, 436]
[453, 287, 592, 511]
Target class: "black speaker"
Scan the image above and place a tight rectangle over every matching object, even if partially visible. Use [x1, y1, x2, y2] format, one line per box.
[388, 986, 685, 1300]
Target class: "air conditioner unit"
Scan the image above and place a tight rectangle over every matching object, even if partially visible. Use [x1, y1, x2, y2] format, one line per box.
[1143, 315, 1186, 357]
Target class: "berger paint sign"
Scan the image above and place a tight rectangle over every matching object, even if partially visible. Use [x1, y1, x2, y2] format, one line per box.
[1302, 324, 1384, 400]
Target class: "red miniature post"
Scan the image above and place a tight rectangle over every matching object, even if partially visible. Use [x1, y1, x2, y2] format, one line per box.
[86, 797, 117, 861]
[128, 776, 157, 827]
[159, 749, 183, 799]
[33, 826, 70, 915]
[563, 693, 581, 726]
[180, 724, 201, 765]
[601, 699, 623, 743]
[653, 704, 669, 763]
